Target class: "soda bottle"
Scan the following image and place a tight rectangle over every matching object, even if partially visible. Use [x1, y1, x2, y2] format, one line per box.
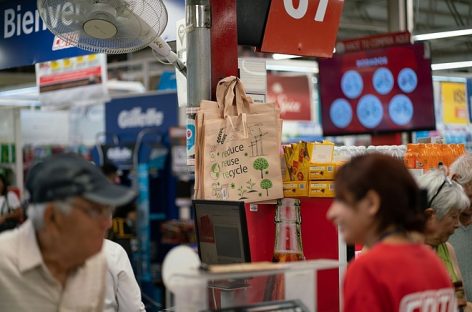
[273, 198, 305, 262]
[265, 199, 305, 301]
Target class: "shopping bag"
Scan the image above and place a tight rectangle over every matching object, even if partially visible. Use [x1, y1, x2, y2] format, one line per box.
[195, 76, 283, 202]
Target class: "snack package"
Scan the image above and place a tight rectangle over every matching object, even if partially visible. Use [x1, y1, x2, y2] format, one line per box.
[309, 163, 338, 181]
[283, 145, 294, 181]
[309, 141, 334, 163]
[309, 181, 335, 198]
[289, 142, 309, 181]
[283, 181, 308, 197]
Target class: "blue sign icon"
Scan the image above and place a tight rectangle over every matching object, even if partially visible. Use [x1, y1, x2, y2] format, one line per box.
[330, 98, 353, 128]
[389, 94, 414, 126]
[398, 68, 418, 93]
[341, 70, 364, 99]
[372, 67, 394, 95]
[357, 94, 384, 128]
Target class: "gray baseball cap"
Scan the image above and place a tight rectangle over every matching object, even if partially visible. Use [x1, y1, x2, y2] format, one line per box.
[26, 154, 136, 206]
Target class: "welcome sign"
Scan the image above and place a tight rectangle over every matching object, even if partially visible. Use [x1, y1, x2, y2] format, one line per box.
[0, 0, 90, 70]
[0, 0, 185, 70]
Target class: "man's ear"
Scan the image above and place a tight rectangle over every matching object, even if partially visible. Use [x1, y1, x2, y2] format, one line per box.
[42, 203, 56, 227]
[364, 190, 380, 216]
[451, 173, 461, 183]
[424, 207, 435, 219]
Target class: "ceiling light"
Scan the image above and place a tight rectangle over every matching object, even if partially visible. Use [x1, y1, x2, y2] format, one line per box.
[431, 61, 472, 71]
[413, 28, 472, 41]
[272, 54, 301, 60]
[266, 58, 318, 73]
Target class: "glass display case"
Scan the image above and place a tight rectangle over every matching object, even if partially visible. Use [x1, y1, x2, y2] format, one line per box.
[169, 259, 340, 312]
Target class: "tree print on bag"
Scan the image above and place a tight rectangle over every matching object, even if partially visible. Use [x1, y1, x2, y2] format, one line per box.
[261, 179, 273, 196]
[253, 158, 269, 179]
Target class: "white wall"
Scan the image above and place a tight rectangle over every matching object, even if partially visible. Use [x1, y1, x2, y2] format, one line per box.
[21, 110, 69, 145]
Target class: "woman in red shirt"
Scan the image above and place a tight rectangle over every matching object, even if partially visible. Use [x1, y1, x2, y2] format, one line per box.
[327, 154, 456, 312]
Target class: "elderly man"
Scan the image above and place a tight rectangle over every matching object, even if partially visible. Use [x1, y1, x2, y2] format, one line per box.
[0, 154, 135, 311]
[449, 153, 472, 304]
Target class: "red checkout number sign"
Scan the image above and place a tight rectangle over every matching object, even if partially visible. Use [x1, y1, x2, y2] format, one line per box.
[261, 0, 344, 58]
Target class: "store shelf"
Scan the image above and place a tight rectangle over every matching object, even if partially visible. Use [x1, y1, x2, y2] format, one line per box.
[0, 163, 16, 170]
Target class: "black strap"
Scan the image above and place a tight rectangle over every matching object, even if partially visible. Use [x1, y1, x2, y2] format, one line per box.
[1, 194, 12, 215]
[0, 197, 7, 216]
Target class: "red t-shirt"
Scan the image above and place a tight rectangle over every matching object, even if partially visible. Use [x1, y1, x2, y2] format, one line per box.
[344, 243, 455, 312]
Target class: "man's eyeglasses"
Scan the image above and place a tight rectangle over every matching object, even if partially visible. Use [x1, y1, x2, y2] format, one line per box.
[73, 200, 114, 219]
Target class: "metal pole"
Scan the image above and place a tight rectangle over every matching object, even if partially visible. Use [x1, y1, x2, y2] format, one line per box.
[13, 109, 23, 196]
[388, 0, 415, 144]
[388, 0, 407, 32]
[186, 0, 212, 107]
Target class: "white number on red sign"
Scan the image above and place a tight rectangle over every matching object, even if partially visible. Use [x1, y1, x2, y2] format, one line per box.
[283, 0, 329, 22]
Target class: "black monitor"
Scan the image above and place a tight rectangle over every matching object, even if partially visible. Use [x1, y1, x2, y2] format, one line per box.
[193, 200, 251, 265]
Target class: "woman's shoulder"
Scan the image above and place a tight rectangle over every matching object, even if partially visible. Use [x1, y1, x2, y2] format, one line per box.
[352, 243, 435, 266]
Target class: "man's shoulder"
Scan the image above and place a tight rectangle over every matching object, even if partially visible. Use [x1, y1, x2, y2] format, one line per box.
[0, 227, 20, 255]
[104, 239, 127, 258]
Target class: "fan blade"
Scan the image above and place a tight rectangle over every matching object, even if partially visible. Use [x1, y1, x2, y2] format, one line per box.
[115, 15, 143, 38]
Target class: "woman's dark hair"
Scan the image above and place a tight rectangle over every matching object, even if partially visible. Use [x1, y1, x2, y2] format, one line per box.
[335, 153, 425, 233]
[0, 174, 8, 196]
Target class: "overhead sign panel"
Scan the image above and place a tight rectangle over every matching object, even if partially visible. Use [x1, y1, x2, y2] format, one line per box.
[261, 0, 344, 57]
[0, 0, 90, 70]
[0, 0, 185, 70]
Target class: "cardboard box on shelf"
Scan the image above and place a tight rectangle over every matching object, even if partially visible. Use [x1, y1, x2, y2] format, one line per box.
[308, 141, 334, 163]
[309, 163, 338, 181]
[309, 181, 335, 198]
[283, 181, 309, 197]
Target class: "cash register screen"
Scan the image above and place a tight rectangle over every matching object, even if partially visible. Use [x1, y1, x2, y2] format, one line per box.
[193, 200, 251, 265]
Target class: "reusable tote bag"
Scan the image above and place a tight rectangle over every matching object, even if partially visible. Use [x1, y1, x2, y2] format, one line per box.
[196, 76, 283, 202]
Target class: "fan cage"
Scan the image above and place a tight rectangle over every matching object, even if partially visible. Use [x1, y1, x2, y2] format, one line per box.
[38, 0, 168, 54]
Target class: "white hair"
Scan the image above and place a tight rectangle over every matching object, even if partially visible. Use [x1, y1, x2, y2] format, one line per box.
[417, 170, 470, 219]
[450, 153, 472, 186]
[27, 200, 73, 230]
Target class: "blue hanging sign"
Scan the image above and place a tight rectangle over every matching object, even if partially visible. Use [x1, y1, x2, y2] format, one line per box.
[0, 0, 90, 70]
[0, 0, 185, 70]
[105, 91, 179, 143]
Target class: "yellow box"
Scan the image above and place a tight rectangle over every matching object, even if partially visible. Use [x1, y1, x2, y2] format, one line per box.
[309, 163, 337, 181]
[283, 181, 308, 197]
[309, 181, 335, 198]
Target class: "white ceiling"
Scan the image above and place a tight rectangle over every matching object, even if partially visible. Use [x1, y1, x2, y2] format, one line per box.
[1, 0, 472, 91]
[339, 0, 472, 64]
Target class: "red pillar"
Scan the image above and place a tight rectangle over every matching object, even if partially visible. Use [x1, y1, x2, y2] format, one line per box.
[210, 0, 239, 100]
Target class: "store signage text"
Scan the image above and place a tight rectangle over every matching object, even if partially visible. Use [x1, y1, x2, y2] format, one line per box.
[118, 108, 164, 129]
[276, 95, 301, 114]
[262, 0, 344, 57]
[106, 147, 132, 162]
[283, 0, 328, 21]
[3, 2, 80, 39]
[337, 32, 411, 54]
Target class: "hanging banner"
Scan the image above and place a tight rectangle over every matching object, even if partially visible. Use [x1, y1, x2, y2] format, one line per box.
[36, 54, 109, 107]
[336, 32, 411, 53]
[105, 92, 179, 143]
[267, 74, 312, 121]
[441, 82, 468, 125]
